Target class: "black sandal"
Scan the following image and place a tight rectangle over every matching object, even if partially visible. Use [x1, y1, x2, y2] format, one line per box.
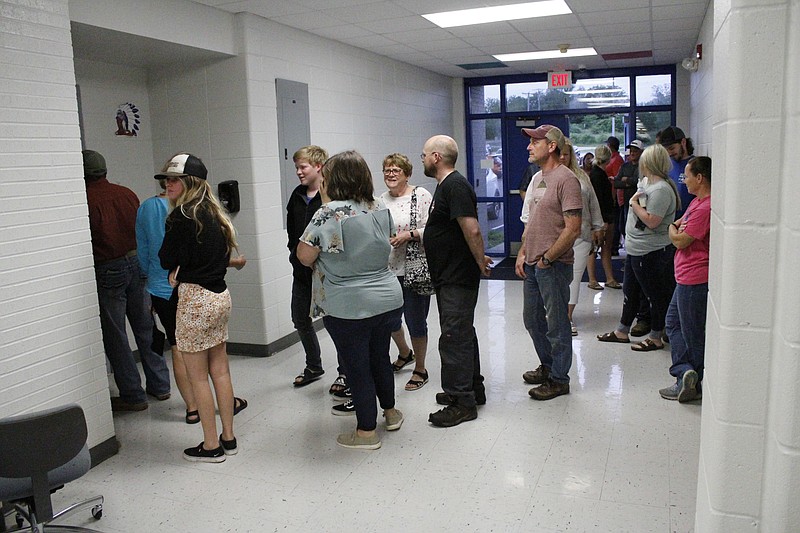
[185, 409, 200, 424]
[405, 370, 429, 391]
[233, 397, 248, 416]
[293, 367, 325, 387]
[329, 375, 347, 394]
[391, 351, 415, 372]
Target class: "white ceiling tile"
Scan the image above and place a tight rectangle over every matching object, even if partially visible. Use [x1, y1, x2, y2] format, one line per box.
[566, 0, 649, 13]
[460, 32, 530, 48]
[321, 1, 415, 23]
[579, 7, 650, 25]
[653, 3, 708, 20]
[585, 21, 650, 37]
[508, 13, 584, 32]
[271, 11, 349, 30]
[313, 24, 375, 40]
[354, 15, 435, 34]
[592, 33, 652, 48]
[339, 33, 402, 48]
[406, 37, 473, 53]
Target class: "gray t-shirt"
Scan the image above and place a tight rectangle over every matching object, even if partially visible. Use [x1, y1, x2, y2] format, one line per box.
[624, 179, 676, 256]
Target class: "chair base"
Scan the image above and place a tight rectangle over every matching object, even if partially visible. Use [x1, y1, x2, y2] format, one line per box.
[9, 494, 103, 533]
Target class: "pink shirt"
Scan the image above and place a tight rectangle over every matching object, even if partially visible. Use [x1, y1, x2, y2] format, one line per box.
[522, 164, 583, 265]
[674, 195, 711, 285]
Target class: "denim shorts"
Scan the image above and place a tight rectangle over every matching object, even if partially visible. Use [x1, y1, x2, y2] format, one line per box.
[389, 277, 431, 338]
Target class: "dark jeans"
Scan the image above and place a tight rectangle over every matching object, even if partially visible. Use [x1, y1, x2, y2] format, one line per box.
[523, 262, 573, 384]
[95, 255, 170, 403]
[291, 276, 322, 371]
[436, 284, 485, 408]
[666, 283, 708, 381]
[620, 247, 676, 335]
[323, 307, 402, 431]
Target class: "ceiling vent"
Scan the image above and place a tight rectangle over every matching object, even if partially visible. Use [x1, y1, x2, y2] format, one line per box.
[457, 61, 508, 70]
[601, 50, 653, 61]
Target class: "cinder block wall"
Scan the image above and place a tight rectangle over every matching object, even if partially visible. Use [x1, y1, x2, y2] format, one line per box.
[0, 0, 115, 446]
[695, 0, 800, 530]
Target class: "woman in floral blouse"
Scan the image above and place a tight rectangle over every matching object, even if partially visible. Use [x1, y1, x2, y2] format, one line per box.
[297, 150, 404, 450]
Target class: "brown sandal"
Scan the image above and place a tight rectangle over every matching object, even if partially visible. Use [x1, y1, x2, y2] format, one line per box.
[597, 331, 630, 343]
[631, 339, 664, 352]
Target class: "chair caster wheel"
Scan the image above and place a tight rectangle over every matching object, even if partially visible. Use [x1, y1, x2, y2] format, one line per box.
[92, 505, 103, 519]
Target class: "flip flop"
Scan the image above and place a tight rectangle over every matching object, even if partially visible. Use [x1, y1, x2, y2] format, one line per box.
[329, 375, 347, 394]
[597, 331, 630, 343]
[631, 339, 664, 352]
[605, 280, 622, 289]
[588, 281, 604, 290]
[293, 367, 325, 387]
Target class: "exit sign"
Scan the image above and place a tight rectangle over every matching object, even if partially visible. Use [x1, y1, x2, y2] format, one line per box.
[548, 71, 572, 89]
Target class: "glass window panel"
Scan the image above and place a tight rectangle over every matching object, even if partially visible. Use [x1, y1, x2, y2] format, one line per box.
[468, 85, 500, 114]
[506, 81, 549, 112]
[564, 77, 630, 110]
[635, 111, 672, 145]
[568, 113, 629, 158]
[469, 118, 503, 197]
[635, 75, 672, 106]
[480, 201, 506, 255]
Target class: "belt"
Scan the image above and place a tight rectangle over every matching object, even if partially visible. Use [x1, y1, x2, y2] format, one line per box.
[95, 249, 137, 266]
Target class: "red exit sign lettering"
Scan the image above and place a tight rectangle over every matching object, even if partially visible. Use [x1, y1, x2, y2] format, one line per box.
[548, 71, 572, 89]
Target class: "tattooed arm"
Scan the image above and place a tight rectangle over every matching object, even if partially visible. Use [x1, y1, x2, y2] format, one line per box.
[536, 208, 582, 268]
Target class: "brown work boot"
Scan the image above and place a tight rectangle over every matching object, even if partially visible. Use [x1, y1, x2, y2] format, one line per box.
[110, 396, 148, 411]
[630, 320, 651, 337]
[522, 365, 550, 385]
[529, 379, 570, 401]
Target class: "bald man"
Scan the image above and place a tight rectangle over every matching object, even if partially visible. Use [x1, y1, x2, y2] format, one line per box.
[421, 135, 493, 427]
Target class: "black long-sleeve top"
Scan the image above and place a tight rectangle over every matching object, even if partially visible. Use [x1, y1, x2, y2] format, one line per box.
[589, 165, 614, 224]
[159, 206, 229, 293]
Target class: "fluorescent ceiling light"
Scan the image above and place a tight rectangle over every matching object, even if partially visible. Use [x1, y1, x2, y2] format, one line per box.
[423, 0, 571, 29]
[494, 47, 597, 62]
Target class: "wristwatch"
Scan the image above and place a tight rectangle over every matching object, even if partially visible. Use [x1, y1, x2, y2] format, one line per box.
[541, 255, 552, 266]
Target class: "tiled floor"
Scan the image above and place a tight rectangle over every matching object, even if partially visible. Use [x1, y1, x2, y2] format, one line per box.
[48, 279, 699, 532]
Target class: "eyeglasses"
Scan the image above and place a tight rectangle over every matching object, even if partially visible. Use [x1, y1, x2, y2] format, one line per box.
[420, 151, 439, 161]
[383, 168, 403, 175]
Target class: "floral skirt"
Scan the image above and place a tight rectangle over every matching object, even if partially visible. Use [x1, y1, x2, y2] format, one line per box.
[176, 283, 231, 353]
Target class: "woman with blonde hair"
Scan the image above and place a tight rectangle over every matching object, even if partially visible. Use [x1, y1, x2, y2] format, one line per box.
[158, 153, 246, 462]
[586, 144, 621, 290]
[560, 140, 604, 335]
[597, 144, 679, 351]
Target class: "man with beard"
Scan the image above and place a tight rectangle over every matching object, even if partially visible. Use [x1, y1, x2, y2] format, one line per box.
[659, 126, 695, 219]
[422, 135, 493, 427]
[516, 125, 582, 400]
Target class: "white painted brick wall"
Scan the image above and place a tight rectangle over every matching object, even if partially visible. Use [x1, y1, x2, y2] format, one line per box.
[0, 0, 114, 447]
[697, 0, 800, 530]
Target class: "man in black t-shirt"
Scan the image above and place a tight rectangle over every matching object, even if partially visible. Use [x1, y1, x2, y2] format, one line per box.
[422, 135, 493, 428]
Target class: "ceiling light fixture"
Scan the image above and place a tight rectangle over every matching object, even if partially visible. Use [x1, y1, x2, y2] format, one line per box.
[423, 0, 571, 29]
[494, 47, 597, 62]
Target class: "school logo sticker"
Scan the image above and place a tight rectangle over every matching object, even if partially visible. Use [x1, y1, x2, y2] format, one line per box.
[115, 102, 141, 137]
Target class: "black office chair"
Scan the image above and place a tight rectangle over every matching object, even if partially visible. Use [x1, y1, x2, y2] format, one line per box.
[0, 404, 103, 532]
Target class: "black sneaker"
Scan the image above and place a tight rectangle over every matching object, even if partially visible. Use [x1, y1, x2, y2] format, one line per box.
[219, 434, 238, 456]
[435, 391, 486, 406]
[332, 386, 352, 400]
[428, 404, 478, 427]
[331, 399, 356, 416]
[183, 442, 225, 463]
[522, 365, 550, 385]
[529, 379, 570, 401]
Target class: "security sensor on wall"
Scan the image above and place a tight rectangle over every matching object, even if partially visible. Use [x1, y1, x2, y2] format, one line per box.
[681, 57, 700, 72]
[682, 43, 702, 72]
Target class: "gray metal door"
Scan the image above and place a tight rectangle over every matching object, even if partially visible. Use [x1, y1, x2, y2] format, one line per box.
[276, 79, 311, 228]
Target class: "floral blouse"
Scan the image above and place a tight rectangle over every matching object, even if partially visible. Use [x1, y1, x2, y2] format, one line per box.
[379, 186, 433, 277]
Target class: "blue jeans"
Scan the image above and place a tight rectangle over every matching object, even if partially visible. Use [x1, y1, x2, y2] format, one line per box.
[666, 283, 708, 381]
[323, 307, 402, 431]
[523, 262, 573, 384]
[620, 247, 675, 335]
[390, 277, 431, 338]
[95, 256, 170, 403]
[436, 284, 485, 408]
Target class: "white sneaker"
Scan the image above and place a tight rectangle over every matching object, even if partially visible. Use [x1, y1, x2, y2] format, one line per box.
[571, 322, 578, 336]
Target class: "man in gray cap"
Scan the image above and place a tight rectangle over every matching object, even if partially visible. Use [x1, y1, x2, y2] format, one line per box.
[515, 125, 582, 400]
[83, 150, 171, 411]
[660, 126, 695, 218]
